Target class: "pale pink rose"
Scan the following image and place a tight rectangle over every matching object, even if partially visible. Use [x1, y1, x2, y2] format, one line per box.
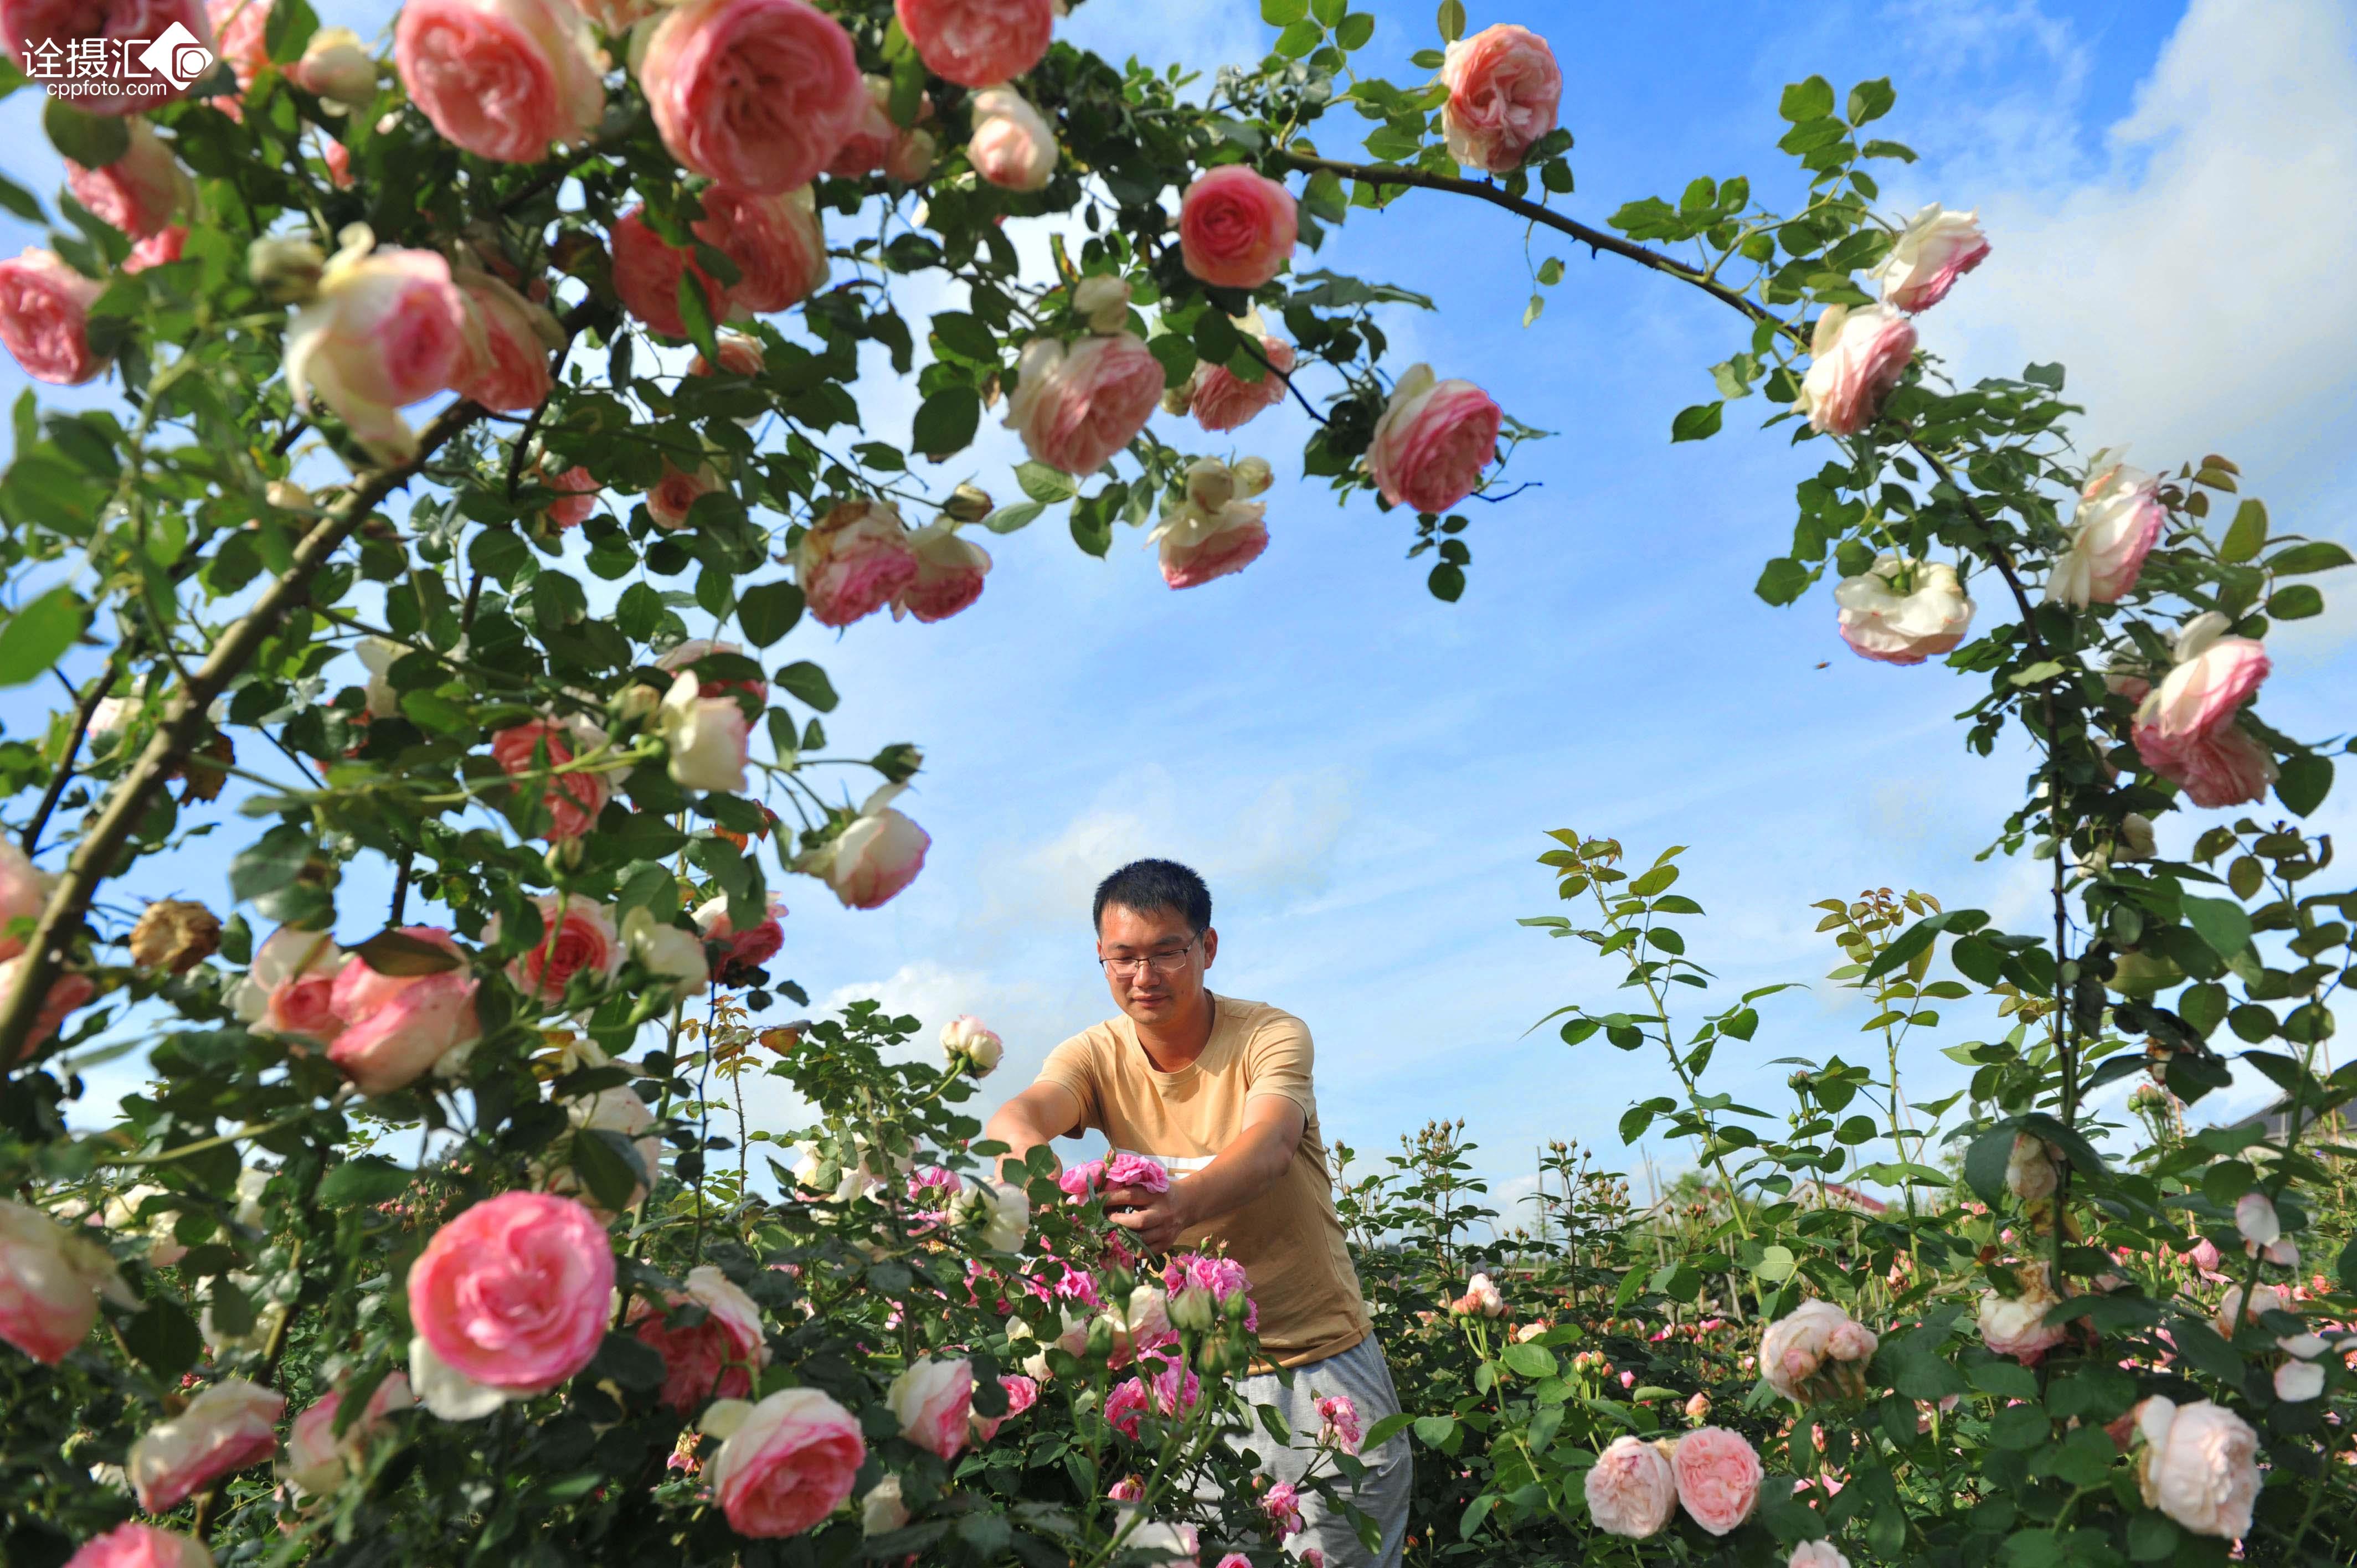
[1104, 1152, 1171, 1194]
[694, 894, 788, 980]
[940, 1013, 1002, 1074]
[292, 27, 378, 107]
[1977, 1275, 2067, 1364]
[5, 0, 214, 114]
[1439, 24, 1561, 173]
[631, 1263, 771, 1413]
[891, 520, 992, 622]
[2132, 1396, 2259, 1539]
[1789, 1543, 1851, 1568]
[698, 187, 829, 314]
[646, 461, 725, 532]
[1366, 363, 1501, 514]
[1833, 556, 1974, 664]
[1671, 1426, 1762, 1536]
[1799, 303, 1917, 436]
[1191, 337, 1294, 432]
[640, 0, 864, 195]
[1872, 204, 1989, 314]
[656, 672, 750, 793]
[284, 1371, 413, 1498]
[205, 0, 270, 92]
[284, 238, 469, 462]
[1152, 461, 1268, 590]
[658, 638, 768, 702]
[2132, 620, 2274, 808]
[65, 120, 189, 240]
[490, 717, 614, 840]
[797, 498, 919, 626]
[229, 927, 348, 1047]
[451, 269, 560, 412]
[0, 842, 51, 961]
[1315, 1394, 1361, 1453]
[710, 1386, 868, 1536]
[2047, 460, 2163, 607]
[2235, 1190, 2279, 1250]
[0, 957, 94, 1055]
[886, 129, 939, 183]
[325, 926, 481, 1095]
[610, 207, 735, 339]
[2214, 1283, 2286, 1339]
[814, 785, 929, 907]
[125, 226, 188, 272]
[321, 138, 354, 189]
[968, 86, 1057, 192]
[1452, 1271, 1505, 1318]
[1584, 1435, 1677, 1537]
[1106, 1476, 1145, 1502]
[393, 0, 604, 164]
[888, 1355, 974, 1459]
[63, 1523, 211, 1568]
[1263, 1479, 1305, 1536]
[690, 331, 768, 379]
[971, 1371, 1038, 1441]
[0, 249, 107, 386]
[0, 1198, 130, 1364]
[542, 463, 599, 529]
[1105, 1354, 1198, 1435]
[127, 1378, 286, 1512]
[503, 894, 620, 1003]
[2188, 1236, 2224, 1276]
[1005, 332, 1163, 476]
[408, 1192, 613, 1391]
[2274, 1358, 2325, 1402]
[828, 74, 936, 179]
[894, 0, 1052, 86]
[1759, 1298, 1879, 1402]
[1178, 165, 1298, 290]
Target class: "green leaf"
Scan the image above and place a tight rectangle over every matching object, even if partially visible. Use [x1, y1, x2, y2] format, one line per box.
[1274, 18, 1322, 55]
[737, 581, 804, 647]
[928, 311, 998, 363]
[912, 385, 980, 458]
[1670, 402, 1723, 442]
[1754, 556, 1811, 605]
[571, 1127, 645, 1212]
[1261, 0, 1307, 20]
[318, 1156, 416, 1207]
[1967, 1359, 2039, 1401]
[43, 99, 128, 168]
[0, 585, 84, 685]
[772, 661, 837, 712]
[349, 929, 464, 976]
[1411, 1414, 1455, 1448]
[1501, 1342, 1556, 1379]
[1752, 1244, 1796, 1282]
[1964, 1123, 2019, 1204]
[1435, 0, 1465, 42]
[1016, 461, 1079, 503]
[2126, 1513, 2179, 1562]
[0, 171, 43, 224]
[1846, 77, 1896, 125]
[2219, 498, 2267, 563]
[1335, 12, 1375, 50]
[1427, 563, 1465, 602]
[2276, 752, 2332, 817]
[229, 823, 313, 903]
[123, 1299, 202, 1377]
[981, 501, 1045, 534]
[2180, 896, 2252, 960]
[2267, 584, 2323, 620]
[2267, 540, 2353, 575]
[676, 270, 721, 363]
[1779, 76, 1836, 123]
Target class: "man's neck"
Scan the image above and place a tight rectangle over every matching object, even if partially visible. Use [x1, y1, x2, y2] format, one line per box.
[1133, 990, 1217, 1072]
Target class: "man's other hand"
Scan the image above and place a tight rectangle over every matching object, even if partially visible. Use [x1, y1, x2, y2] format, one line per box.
[1104, 1179, 1197, 1252]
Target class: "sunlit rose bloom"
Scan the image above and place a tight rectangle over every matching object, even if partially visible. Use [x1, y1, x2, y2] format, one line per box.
[646, 460, 725, 531]
[285, 234, 469, 462]
[894, 0, 1052, 86]
[970, 1372, 1038, 1442]
[658, 638, 769, 702]
[66, 120, 190, 239]
[2132, 1396, 2259, 1539]
[1316, 1394, 1361, 1453]
[0, 842, 53, 962]
[1799, 303, 1917, 436]
[1671, 1426, 1761, 1536]
[0, 957, 95, 1055]
[541, 463, 599, 529]
[0, 250, 108, 386]
[127, 1379, 286, 1512]
[1152, 459, 1268, 589]
[2131, 615, 2274, 808]
[0, 1198, 132, 1364]
[969, 86, 1057, 192]
[640, 0, 865, 195]
[695, 894, 788, 978]
[2046, 459, 2164, 607]
[229, 927, 349, 1047]
[829, 74, 936, 179]
[610, 207, 735, 339]
[205, 0, 271, 92]
[283, 1372, 412, 1498]
[888, 1356, 974, 1459]
[698, 186, 829, 314]
[8, 0, 215, 114]
[940, 1014, 1002, 1075]
[1190, 337, 1293, 432]
[1833, 556, 1974, 665]
[690, 330, 767, 379]
[2275, 1357, 2325, 1402]
[394, 0, 603, 163]
[631, 1263, 771, 1413]
[293, 27, 379, 110]
[622, 907, 711, 996]
[1006, 332, 1163, 476]
[1439, 24, 1561, 174]
[489, 716, 614, 840]
[326, 926, 481, 1094]
[502, 894, 620, 1003]
[812, 784, 930, 909]
[61, 1521, 212, 1568]
[1366, 363, 1501, 514]
[126, 226, 188, 272]
[1871, 203, 1990, 314]
[450, 268, 561, 411]
[891, 520, 992, 622]
[409, 1192, 613, 1410]
[711, 1386, 867, 1537]
[1452, 1271, 1505, 1318]
[1177, 164, 1298, 290]
[653, 671, 749, 793]
[797, 498, 919, 626]
[1758, 1297, 1879, 1402]
[1977, 1272, 2067, 1365]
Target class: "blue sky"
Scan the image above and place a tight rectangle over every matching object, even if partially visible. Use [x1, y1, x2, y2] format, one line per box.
[3, 0, 2353, 1229]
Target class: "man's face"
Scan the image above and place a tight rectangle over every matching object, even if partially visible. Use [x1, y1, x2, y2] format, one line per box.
[1095, 902, 1216, 1025]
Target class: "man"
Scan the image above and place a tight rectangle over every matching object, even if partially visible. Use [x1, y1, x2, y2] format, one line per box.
[984, 859, 1411, 1567]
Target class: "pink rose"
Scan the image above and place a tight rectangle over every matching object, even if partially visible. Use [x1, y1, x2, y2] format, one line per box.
[1104, 1354, 1198, 1437]
[971, 1371, 1038, 1441]
[0, 842, 51, 961]
[829, 74, 936, 179]
[888, 1355, 974, 1459]
[1978, 1272, 2067, 1364]
[1104, 1152, 1171, 1194]
[229, 926, 348, 1047]
[1178, 165, 1298, 290]
[1671, 1426, 1762, 1536]
[1005, 332, 1164, 476]
[814, 786, 929, 907]
[2046, 459, 2163, 607]
[0, 1198, 130, 1364]
[451, 269, 560, 412]
[490, 716, 614, 840]
[658, 638, 768, 702]
[1058, 1159, 1107, 1199]
[63, 1523, 210, 1568]
[325, 926, 481, 1095]
[1191, 337, 1294, 432]
[647, 461, 725, 532]
[541, 463, 599, 529]
[126, 226, 187, 272]
[285, 238, 469, 462]
[697, 187, 830, 315]
[1834, 556, 1974, 664]
[710, 1386, 868, 1537]
[5, 0, 214, 114]
[1799, 303, 1917, 436]
[1263, 1479, 1305, 1537]
[321, 138, 354, 189]
[503, 894, 620, 1003]
[1439, 24, 1561, 174]
[1789, 1544, 1851, 1568]
[0, 958, 94, 1055]
[2132, 1396, 2259, 1539]
[796, 498, 919, 626]
[1316, 1394, 1361, 1453]
[65, 120, 189, 239]
[640, 0, 864, 195]
[1758, 1298, 1879, 1402]
[691, 331, 768, 379]
[968, 86, 1057, 192]
[1452, 1271, 1505, 1318]
[0, 249, 107, 386]
[127, 1378, 286, 1512]
[2187, 1236, 2224, 1276]
[610, 207, 735, 339]
[1366, 363, 1501, 514]
[694, 894, 788, 982]
[657, 672, 750, 793]
[1872, 203, 1989, 313]
[1154, 459, 1269, 589]
[409, 1192, 613, 1397]
[630, 1263, 771, 1413]
[205, 0, 270, 92]
[894, 0, 1052, 87]
[393, 0, 604, 164]
[2132, 617, 2274, 808]
[891, 520, 992, 622]
[284, 1371, 413, 1498]
[1106, 1475, 1145, 1502]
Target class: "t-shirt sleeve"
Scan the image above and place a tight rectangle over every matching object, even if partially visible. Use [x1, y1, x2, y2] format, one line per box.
[1035, 1030, 1105, 1131]
[1243, 1010, 1316, 1119]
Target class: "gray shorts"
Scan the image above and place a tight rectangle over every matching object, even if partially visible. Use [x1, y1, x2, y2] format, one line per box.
[1221, 1334, 1412, 1568]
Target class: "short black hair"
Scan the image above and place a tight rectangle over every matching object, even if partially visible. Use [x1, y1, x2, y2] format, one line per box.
[1092, 859, 1212, 935]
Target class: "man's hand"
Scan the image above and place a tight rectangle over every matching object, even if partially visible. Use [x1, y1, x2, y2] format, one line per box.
[1104, 1178, 1197, 1253]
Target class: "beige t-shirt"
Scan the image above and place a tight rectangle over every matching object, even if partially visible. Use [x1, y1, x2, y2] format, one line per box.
[1036, 994, 1371, 1369]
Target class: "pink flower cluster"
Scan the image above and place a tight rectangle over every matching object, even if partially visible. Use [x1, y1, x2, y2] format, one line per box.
[1584, 1426, 1762, 1538]
[1104, 1351, 1201, 1439]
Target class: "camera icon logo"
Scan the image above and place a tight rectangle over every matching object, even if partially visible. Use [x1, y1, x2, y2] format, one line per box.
[137, 22, 215, 89]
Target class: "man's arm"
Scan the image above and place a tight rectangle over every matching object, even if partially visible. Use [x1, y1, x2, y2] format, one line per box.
[982, 1081, 1084, 1186]
[1104, 1095, 1305, 1252]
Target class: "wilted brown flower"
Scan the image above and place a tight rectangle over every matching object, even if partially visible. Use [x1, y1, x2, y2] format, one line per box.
[128, 899, 221, 975]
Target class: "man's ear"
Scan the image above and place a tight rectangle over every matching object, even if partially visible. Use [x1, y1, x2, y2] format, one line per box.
[1200, 926, 1218, 968]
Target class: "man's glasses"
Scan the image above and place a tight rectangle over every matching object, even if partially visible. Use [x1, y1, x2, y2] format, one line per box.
[1098, 937, 1198, 979]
